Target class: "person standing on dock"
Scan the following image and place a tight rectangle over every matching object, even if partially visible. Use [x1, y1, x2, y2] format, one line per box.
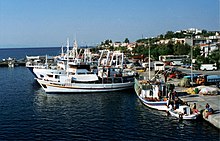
[164, 71, 168, 82]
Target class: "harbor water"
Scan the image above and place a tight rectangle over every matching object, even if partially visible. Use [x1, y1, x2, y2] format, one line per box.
[0, 48, 219, 140]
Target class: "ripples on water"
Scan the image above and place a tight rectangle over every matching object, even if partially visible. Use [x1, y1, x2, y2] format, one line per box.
[0, 67, 219, 141]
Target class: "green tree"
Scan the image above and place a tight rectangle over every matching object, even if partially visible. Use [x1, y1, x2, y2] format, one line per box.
[157, 44, 173, 55]
[124, 38, 129, 43]
[193, 46, 201, 58]
[173, 43, 191, 55]
[165, 31, 174, 39]
[208, 49, 220, 64]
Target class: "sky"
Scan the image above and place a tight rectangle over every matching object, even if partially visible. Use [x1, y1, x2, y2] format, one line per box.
[0, 0, 219, 48]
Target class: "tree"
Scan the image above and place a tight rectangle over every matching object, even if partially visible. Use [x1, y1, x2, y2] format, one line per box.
[165, 31, 174, 39]
[157, 44, 173, 55]
[208, 49, 220, 65]
[173, 43, 190, 55]
[193, 46, 201, 58]
[124, 38, 129, 43]
[104, 40, 110, 45]
[159, 34, 164, 39]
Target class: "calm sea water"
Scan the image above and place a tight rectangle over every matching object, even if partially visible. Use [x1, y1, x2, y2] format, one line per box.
[0, 47, 61, 60]
[0, 48, 219, 141]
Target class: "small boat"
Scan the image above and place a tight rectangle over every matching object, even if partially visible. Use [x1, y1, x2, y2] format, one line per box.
[7, 57, 15, 67]
[134, 77, 175, 111]
[168, 105, 200, 120]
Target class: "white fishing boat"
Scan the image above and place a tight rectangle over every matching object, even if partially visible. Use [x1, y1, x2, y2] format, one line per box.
[36, 50, 135, 93]
[168, 105, 200, 120]
[26, 55, 54, 77]
[27, 38, 90, 78]
[134, 43, 173, 111]
[37, 66, 134, 93]
[7, 57, 15, 67]
[134, 77, 173, 111]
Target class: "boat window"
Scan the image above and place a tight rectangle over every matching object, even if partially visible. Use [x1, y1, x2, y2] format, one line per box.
[87, 72, 94, 74]
[114, 78, 122, 83]
[103, 78, 113, 83]
[155, 64, 164, 66]
[78, 72, 86, 75]
[55, 75, 59, 79]
[47, 74, 53, 78]
[42, 84, 47, 88]
[123, 77, 133, 83]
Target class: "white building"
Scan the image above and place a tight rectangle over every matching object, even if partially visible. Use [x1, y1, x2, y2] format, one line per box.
[200, 44, 219, 57]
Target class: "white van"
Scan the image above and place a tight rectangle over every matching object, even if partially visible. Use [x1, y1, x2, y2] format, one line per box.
[154, 61, 165, 72]
[200, 64, 217, 71]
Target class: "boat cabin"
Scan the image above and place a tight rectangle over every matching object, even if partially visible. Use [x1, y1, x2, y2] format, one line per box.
[176, 105, 191, 115]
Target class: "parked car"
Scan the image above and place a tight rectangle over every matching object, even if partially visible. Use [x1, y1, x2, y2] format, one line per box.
[200, 64, 217, 71]
[170, 61, 183, 66]
[181, 64, 190, 68]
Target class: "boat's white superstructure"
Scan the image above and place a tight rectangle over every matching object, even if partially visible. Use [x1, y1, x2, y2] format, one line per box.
[27, 38, 94, 79]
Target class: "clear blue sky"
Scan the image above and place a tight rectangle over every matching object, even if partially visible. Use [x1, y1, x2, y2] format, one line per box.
[0, 0, 219, 47]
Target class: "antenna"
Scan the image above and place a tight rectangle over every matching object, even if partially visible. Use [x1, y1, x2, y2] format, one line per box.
[66, 38, 70, 76]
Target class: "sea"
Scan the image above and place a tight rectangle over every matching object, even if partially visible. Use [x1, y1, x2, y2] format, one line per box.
[0, 47, 219, 141]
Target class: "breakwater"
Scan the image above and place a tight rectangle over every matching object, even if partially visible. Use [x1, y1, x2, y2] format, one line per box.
[179, 93, 220, 129]
[140, 71, 220, 129]
[0, 59, 26, 67]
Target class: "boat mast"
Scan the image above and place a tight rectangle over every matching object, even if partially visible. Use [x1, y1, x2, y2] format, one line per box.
[66, 38, 70, 76]
[61, 45, 64, 57]
[73, 39, 78, 59]
[45, 54, 48, 69]
[148, 40, 151, 80]
[190, 35, 193, 85]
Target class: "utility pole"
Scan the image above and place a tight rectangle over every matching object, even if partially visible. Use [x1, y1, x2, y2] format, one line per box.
[190, 35, 193, 85]
[148, 40, 151, 80]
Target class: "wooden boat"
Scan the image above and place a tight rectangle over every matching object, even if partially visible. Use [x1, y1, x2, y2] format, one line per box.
[134, 77, 175, 111]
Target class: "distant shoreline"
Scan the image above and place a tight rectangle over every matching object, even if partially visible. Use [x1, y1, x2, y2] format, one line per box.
[0, 46, 95, 49]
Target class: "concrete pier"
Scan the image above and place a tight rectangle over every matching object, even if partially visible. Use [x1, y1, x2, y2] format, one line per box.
[139, 71, 220, 129]
[169, 78, 220, 129]
[179, 94, 220, 129]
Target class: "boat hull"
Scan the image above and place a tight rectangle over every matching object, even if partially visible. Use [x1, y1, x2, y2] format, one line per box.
[37, 79, 134, 93]
[136, 95, 168, 111]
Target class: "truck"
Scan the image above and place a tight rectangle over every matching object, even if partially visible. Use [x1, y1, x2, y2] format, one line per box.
[196, 75, 220, 87]
[200, 64, 217, 71]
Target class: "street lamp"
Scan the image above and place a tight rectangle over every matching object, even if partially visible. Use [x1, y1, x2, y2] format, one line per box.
[190, 35, 193, 85]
